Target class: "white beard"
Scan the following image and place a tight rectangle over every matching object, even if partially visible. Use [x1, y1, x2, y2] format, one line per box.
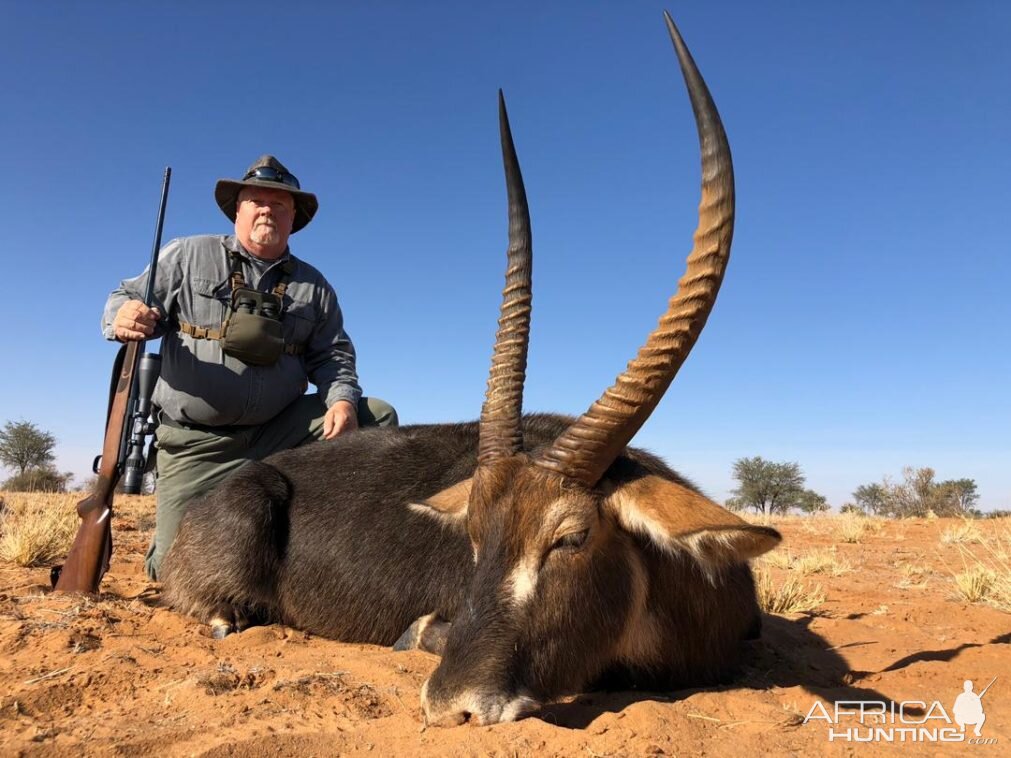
[250, 220, 280, 246]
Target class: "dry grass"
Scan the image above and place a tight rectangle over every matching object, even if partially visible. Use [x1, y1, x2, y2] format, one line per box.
[755, 569, 826, 615]
[947, 519, 1011, 612]
[0, 492, 79, 567]
[940, 520, 984, 545]
[761, 548, 794, 570]
[758, 548, 851, 577]
[794, 549, 852, 577]
[795, 515, 830, 536]
[740, 510, 777, 527]
[954, 566, 998, 604]
[836, 514, 869, 544]
[864, 518, 886, 535]
[896, 561, 932, 589]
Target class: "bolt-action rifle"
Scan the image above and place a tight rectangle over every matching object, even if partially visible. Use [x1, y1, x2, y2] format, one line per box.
[53, 168, 172, 593]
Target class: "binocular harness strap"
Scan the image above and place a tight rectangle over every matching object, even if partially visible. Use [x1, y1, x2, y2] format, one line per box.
[179, 322, 224, 341]
[175, 251, 305, 356]
[177, 318, 304, 354]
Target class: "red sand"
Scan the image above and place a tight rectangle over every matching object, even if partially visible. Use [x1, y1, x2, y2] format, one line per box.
[2, 499, 1008, 756]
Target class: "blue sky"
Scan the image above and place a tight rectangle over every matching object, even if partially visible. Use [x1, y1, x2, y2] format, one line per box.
[1, 1, 1008, 509]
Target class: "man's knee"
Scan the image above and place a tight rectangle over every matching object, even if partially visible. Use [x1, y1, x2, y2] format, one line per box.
[358, 396, 398, 428]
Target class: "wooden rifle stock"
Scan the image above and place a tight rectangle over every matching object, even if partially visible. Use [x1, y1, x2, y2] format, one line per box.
[54, 166, 171, 594]
[54, 343, 139, 593]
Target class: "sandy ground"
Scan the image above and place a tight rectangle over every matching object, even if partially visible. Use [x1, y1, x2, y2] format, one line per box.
[1, 496, 1009, 756]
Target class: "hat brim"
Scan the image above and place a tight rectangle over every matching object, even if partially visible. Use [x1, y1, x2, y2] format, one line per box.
[214, 178, 319, 233]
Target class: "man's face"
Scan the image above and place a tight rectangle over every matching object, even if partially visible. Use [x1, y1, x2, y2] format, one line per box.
[235, 186, 296, 259]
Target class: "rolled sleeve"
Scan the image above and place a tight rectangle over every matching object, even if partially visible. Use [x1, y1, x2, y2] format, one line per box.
[304, 285, 362, 410]
[101, 239, 185, 341]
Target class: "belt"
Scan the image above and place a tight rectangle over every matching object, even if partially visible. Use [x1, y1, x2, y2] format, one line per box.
[157, 413, 245, 434]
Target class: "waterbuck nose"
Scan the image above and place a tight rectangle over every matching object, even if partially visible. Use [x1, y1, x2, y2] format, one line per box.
[421, 678, 462, 726]
[428, 708, 471, 728]
[420, 677, 483, 726]
[420, 677, 537, 726]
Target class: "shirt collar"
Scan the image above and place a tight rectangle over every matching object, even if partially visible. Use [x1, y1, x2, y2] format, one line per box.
[223, 235, 293, 268]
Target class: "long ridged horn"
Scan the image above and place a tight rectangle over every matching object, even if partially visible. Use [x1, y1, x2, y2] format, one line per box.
[535, 12, 735, 486]
[478, 91, 533, 464]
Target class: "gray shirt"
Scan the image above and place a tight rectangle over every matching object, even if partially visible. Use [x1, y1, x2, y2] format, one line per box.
[102, 234, 362, 426]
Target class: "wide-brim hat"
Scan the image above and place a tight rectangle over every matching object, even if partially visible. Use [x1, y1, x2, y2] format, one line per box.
[214, 155, 319, 233]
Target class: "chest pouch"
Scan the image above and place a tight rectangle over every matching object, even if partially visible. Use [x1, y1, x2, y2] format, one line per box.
[220, 287, 285, 366]
[178, 250, 305, 366]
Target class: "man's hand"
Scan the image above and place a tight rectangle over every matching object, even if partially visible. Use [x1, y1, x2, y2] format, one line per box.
[113, 300, 161, 342]
[323, 400, 359, 440]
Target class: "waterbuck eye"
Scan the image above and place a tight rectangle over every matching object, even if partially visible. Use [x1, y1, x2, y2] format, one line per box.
[552, 529, 589, 552]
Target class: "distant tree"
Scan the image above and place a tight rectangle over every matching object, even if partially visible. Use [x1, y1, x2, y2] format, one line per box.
[854, 468, 981, 518]
[724, 496, 745, 512]
[0, 420, 56, 477]
[906, 467, 939, 516]
[852, 483, 888, 515]
[870, 468, 930, 518]
[729, 457, 806, 515]
[2, 466, 73, 493]
[796, 489, 829, 514]
[935, 479, 979, 516]
[894, 467, 980, 517]
[839, 503, 864, 515]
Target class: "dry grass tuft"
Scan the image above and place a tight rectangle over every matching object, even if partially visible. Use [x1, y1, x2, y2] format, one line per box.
[896, 561, 932, 589]
[756, 569, 826, 614]
[864, 518, 886, 535]
[759, 547, 851, 577]
[797, 517, 827, 536]
[940, 520, 984, 545]
[761, 548, 794, 570]
[794, 549, 852, 577]
[954, 566, 997, 604]
[0, 492, 79, 567]
[946, 520, 1011, 612]
[837, 514, 869, 544]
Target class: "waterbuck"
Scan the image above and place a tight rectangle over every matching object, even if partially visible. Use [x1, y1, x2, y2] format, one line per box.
[161, 12, 781, 726]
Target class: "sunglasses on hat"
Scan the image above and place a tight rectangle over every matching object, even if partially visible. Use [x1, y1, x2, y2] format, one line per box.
[243, 166, 301, 190]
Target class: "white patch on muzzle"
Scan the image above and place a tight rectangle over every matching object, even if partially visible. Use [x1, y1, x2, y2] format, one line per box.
[507, 555, 539, 607]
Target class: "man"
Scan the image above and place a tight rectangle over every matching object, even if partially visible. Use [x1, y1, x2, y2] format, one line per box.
[953, 680, 988, 737]
[103, 155, 397, 580]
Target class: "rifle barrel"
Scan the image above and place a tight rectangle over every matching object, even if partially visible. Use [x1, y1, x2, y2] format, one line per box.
[142, 167, 172, 307]
[979, 676, 997, 699]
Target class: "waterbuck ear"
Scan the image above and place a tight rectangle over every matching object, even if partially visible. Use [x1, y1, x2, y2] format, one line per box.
[604, 475, 780, 566]
[408, 478, 472, 525]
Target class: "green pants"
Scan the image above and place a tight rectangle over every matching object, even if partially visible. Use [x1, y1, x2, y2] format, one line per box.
[145, 394, 397, 580]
